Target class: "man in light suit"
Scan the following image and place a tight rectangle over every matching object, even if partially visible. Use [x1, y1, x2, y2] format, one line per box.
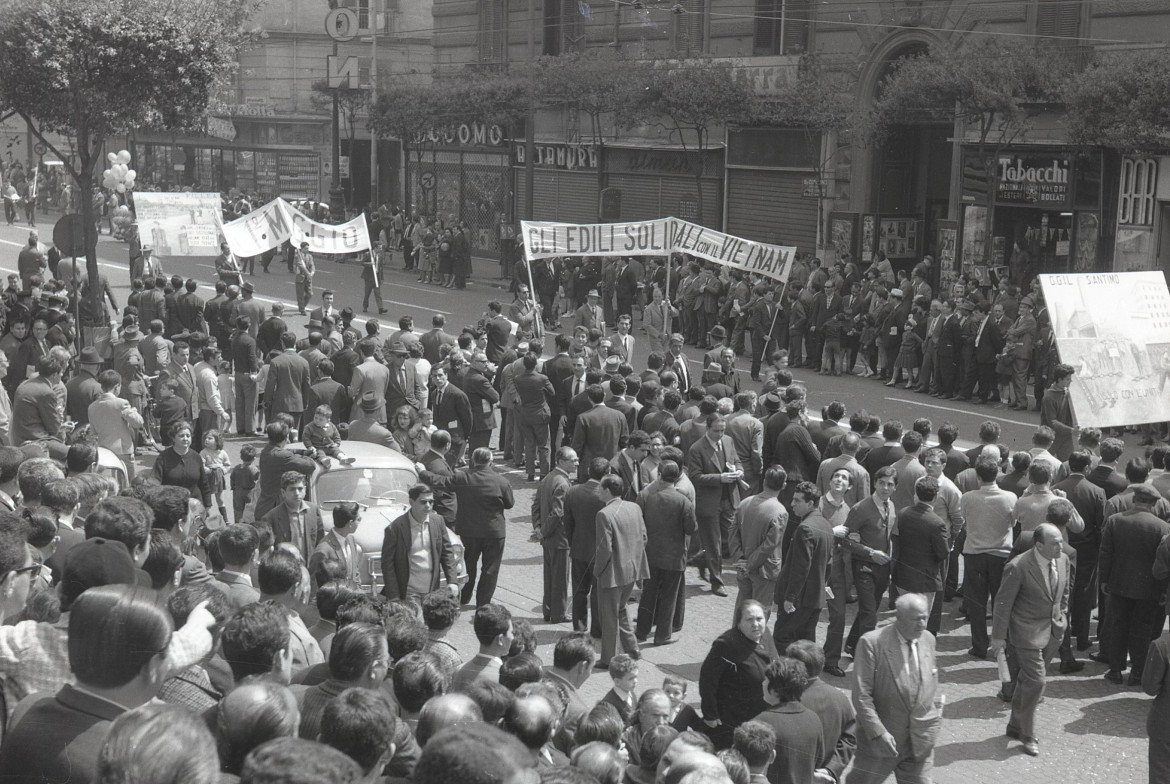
[513, 352, 555, 481]
[159, 341, 197, 419]
[729, 465, 787, 613]
[380, 484, 461, 601]
[384, 339, 422, 415]
[348, 339, 391, 422]
[265, 331, 311, 422]
[534, 447, 576, 623]
[848, 593, 942, 784]
[312, 502, 364, 586]
[593, 474, 649, 667]
[686, 414, 744, 597]
[572, 384, 629, 483]
[990, 523, 1071, 757]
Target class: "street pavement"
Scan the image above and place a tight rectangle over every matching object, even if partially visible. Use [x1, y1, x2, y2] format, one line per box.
[0, 211, 1157, 782]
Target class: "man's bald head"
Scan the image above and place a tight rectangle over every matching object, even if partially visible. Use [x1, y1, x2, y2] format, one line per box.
[657, 734, 716, 784]
[663, 751, 731, 784]
[572, 741, 623, 784]
[416, 692, 483, 746]
[503, 694, 556, 751]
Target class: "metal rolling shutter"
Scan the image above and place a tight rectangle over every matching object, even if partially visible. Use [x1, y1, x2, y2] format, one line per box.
[515, 171, 600, 222]
[606, 174, 663, 222]
[659, 176, 722, 228]
[725, 168, 817, 253]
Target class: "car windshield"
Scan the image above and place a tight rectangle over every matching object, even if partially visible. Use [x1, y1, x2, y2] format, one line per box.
[316, 467, 417, 509]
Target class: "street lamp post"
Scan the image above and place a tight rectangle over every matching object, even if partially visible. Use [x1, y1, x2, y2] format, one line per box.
[329, 37, 345, 218]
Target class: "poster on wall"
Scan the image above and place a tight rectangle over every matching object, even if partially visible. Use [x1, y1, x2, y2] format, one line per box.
[131, 192, 222, 257]
[1074, 213, 1099, 271]
[879, 217, 918, 259]
[935, 220, 957, 290]
[860, 215, 876, 263]
[1040, 271, 1170, 427]
[960, 205, 987, 266]
[829, 212, 858, 261]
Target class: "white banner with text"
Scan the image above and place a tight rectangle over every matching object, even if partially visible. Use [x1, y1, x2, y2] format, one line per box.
[521, 218, 795, 284]
[219, 199, 371, 257]
[1040, 271, 1170, 427]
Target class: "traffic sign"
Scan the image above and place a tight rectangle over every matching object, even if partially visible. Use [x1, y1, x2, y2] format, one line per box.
[421, 171, 436, 190]
[53, 214, 96, 257]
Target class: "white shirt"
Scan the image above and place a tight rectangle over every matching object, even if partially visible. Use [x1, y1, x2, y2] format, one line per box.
[407, 512, 433, 598]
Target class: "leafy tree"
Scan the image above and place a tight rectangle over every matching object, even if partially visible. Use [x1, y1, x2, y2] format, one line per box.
[537, 51, 656, 141]
[643, 59, 755, 223]
[370, 83, 457, 214]
[311, 79, 369, 208]
[0, 0, 257, 307]
[1064, 49, 1170, 153]
[869, 39, 1068, 263]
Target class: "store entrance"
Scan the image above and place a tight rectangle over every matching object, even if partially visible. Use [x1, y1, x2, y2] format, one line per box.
[993, 206, 1073, 288]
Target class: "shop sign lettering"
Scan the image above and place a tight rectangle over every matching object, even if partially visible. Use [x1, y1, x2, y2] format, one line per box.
[514, 142, 597, 170]
[995, 155, 1070, 206]
[415, 122, 505, 147]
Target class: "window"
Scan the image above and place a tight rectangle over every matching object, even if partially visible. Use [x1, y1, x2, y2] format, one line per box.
[754, 0, 810, 56]
[479, 0, 507, 62]
[1036, 0, 1081, 41]
[544, 0, 584, 56]
[672, 0, 706, 56]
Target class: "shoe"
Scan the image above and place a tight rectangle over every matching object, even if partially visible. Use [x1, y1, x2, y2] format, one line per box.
[1059, 660, 1085, 674]
[712, 585, 728, 597]
[1005, 726, 1021, 740]
[1021, 738, 1039, 756]
[1129, 672, 1143, 686]
[844, 644, 856, 657]
[968, 648, 987, 660]
[1077, 639, 1092, 651]
[379, 309, 388, 314]
[823, 665, 846, 677]
[594, 661, 610, 671]
[1089, 651, 1111, 664]
[656, 637, 677, 647]
[996, 687, 1012, 702]
[629, 649, 642, 661]
[635, 634, 648, 644]
[1104, 670, 1124, 684]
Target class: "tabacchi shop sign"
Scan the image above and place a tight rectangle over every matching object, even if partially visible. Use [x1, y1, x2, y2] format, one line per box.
[995, 154, 1071, 208]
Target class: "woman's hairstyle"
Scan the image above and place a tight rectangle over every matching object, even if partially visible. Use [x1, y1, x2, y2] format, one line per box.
[170, 420, 193, 439]
[393, 405, 417, 429]
[69, 585, 173, 689]
[97, 703, 219, 784]
[732, 599, 765, 630]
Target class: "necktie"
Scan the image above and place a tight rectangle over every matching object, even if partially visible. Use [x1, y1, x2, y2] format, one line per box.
[907, 639, 921, 692]
[574, 378, 582, 397]
[434, 389, 442, 410]
[1048, 559, 1058, 594]
[976, 316, 987, 345]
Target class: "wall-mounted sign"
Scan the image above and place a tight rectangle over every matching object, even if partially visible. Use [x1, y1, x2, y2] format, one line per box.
[328, 55, 359, 90]
[325, 7, 359, 41]
[1118, 157, 1157, 227]
[414, 122, 505, 148]
[513, 142, 597, 171]
[995, 154, 1070, 208]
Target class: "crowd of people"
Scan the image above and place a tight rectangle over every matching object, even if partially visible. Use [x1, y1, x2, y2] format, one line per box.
[0, 229, 1169, 784]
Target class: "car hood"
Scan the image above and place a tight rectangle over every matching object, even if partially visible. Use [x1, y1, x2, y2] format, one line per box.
[350, 503, 410, 555]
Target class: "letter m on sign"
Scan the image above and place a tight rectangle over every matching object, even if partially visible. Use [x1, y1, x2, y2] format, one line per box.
[328, 55, 359, 89]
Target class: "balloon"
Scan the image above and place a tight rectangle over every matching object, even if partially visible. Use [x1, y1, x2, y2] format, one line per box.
[126, 169, 136, 181]
[107, 152, 117, 164]
[115, 183, 126, 193]
[115, 164, 127, 179]
[116, 150, 131, 165]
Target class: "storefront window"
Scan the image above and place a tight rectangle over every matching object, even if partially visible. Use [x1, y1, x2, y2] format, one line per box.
[1073, 150, 1102, 210]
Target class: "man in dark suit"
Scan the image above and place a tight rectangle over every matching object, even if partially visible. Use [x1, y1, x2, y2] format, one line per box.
[544, 334, 575, 448]
[808, 279, 844, 373]
[1053, 450, 1106, 650]
[594, 474, 649, 666]
[748, 286, 783, 381]
[417, 430, 457, 526]
[381, 484, 460, 600]
[484, 301, 513, 364]
[933, 300, 962, 398]
[304, 359, 349, 427]
[265, 332, 311, 422]
[812, 401, 849, 455]
[1088, 438, 1129, 499]
[788, 640, 858, 784]
[773, 400, 822, 487]
[463, 351, 499, 452]
[990, 523, 1071, 757]
[635, 459, 696, 645]
[259, 471, 323, 559]
[253, 422, 317, 521]
[891, 476, 949, 617]
[687, 414, 744, 597]
[513, 352, 556, 481]
[971, 301, 1005, 402]
[849, 593, 942, 783]
[329, 331, 360, 389]
[159, 341, 197, 420]
[420, 313, 457, 365]
[430, 365, 473, 468]
[572, 384, 629, 483]
[421, 447, 514, 606]
[175, 278, 206, 335]
[211, 523, 263, 609]
[773, 482, 834, 652]
[231, 316, 261, 435]
[559, 357, 590, 446]
[534, 447, 576, 622]
[861, 420, 906, 481]
[564, 458, 608, 636]
[1099, 484, 1170, 685]
[256, 302, 288, 358]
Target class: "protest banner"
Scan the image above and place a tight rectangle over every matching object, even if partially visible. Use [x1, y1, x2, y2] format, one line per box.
[132, 192, 221, 256]
[219, 199, 371, 257]
[520, 218, 796, 284]
[1040, 271, 1170, 427]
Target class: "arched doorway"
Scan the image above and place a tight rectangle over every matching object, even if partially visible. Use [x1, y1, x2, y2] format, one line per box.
[867, 40, 955, 276]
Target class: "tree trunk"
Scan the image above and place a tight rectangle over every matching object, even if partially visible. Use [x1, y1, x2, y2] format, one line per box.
[77, 127, 102, 319]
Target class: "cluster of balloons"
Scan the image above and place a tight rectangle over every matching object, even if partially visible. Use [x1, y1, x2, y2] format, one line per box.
[102, 150, 136, 193]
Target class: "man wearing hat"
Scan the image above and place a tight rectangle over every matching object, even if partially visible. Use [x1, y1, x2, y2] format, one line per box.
[111, 323, 145, 397]
[361, 243, 388, 314]
[702, 362, 733, 400]
[66, 348, 105, 426]
[237, 280, 266, 338]
[1004, 296, 1038, 411]
[141, 245, 163, 279]
[573, 290, 605, 336]
[347, 390, 398, 449]
[385, 338, 422, 416]
[294, 241, 316, 315]
[703, 325, 729, 369]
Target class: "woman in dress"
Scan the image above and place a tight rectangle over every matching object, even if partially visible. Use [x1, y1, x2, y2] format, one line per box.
[151, 421, 213, 508]
[696, 599, 778, 749]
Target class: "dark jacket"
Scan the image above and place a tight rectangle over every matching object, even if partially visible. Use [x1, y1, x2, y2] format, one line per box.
[0, 685, 125, 784]
[698, 628, 777, 728]
[380, 510, 459, 600]
[775, 513, 834, 608]
[422, 465, 515, 539]
[429, 382, 473, 443]
[564, 478, 607, 562]
[636, 480, 697, 571]
[1100, 509, 1170, 601]
[892, 502, 949, 592]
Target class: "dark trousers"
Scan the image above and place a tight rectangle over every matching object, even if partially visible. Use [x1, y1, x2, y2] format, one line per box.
[542, 545, 570, 621]
[1070, 550, 1097, 646]
[959, 349, 978, 397]
[946, 530, 965, 595]
[806, 332, 824, 370]
[977, 361, 998, 401]
[571, 557, 601, 636]
[823, 553, 850, 666]
[788, 331, 804, 366]
[750, 329, 771, 379]
[461, 536, 505, 607]
[636, 566, 684, 643]
[927, 559, 949, 635]
[773, 605, 821, 652]
[963, 552, 1007, 655]
[846, 561, 891, 654]
[1109, 594, 1164, 674]
[697, 496, 735, 588]
[938, 353, 959, 395]
[468, 430, 493, 452]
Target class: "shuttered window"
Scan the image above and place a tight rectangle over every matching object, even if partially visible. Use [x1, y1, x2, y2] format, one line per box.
[725, 169, 817, 254]
[479, 0, 507, 62]
[1036, 0, 1081, 40]
[754, 0, 811, 56]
